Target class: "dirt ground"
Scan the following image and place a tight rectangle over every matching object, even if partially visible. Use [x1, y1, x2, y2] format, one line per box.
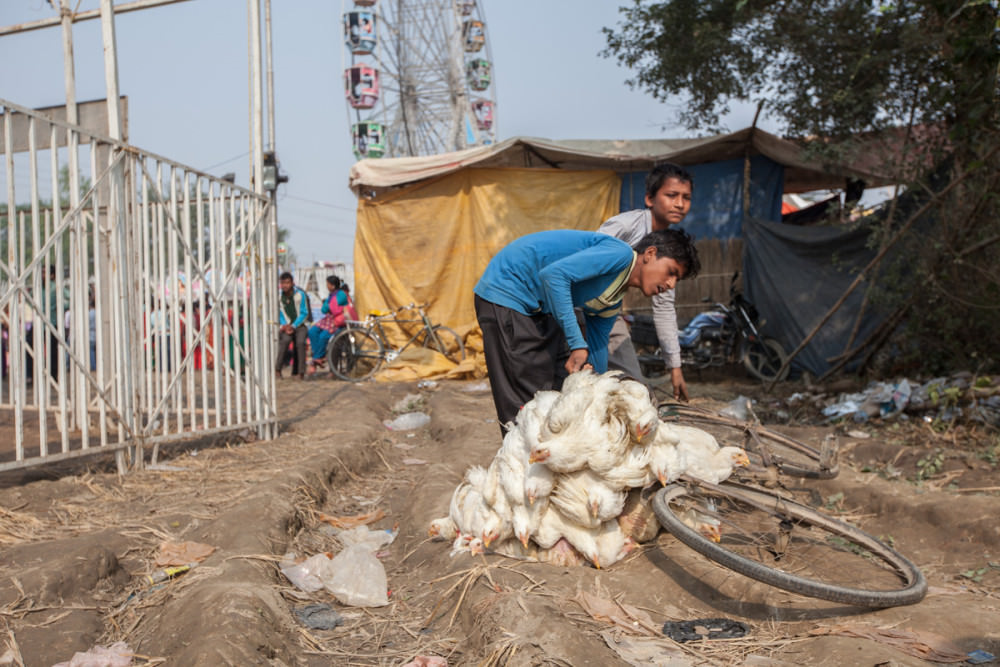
[2, 371, 1000, 666]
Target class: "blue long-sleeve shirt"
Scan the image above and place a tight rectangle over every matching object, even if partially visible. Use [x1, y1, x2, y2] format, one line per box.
[474, 229, 636, 372]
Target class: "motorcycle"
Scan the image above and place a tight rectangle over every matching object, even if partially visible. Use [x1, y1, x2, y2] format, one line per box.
[627, 273, 790, 382]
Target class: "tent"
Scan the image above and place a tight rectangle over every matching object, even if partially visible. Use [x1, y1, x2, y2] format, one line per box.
[347, 129, 890, 377]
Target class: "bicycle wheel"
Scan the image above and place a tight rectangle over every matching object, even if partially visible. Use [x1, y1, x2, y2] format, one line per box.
[743, 337, 789, 382]
[327, 328, 384, 381]
[652, 482, 927, 608]
[658, 402, 838, 479]
[417, 325, 466, 364]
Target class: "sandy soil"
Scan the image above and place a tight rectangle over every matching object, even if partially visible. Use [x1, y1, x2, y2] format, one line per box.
[2, 372, 999, 666]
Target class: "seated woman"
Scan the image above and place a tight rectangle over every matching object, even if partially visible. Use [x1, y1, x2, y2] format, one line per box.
[307, 276, 357, 374]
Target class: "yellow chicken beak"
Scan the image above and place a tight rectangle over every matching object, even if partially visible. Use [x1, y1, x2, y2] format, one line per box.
[589, 499, 600, 519]
[702, 525, 722, 543]
[657, 471, 667, 485]
[527, 491, 536, 505]
[483, 532, 496, 548]
[735, 452, 751, 467]
[592, 556, 601, 569]
[519, 533, 529, 549]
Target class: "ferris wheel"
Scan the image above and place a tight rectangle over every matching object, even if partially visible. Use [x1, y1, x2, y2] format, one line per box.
[342, 0, 497, 160]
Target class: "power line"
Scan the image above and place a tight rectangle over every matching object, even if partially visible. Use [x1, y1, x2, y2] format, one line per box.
[200, 151, 250, 173]
[281, 194, 357, 212]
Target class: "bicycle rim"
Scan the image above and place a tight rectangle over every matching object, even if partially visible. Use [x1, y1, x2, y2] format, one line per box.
[652, 482, 927, 608]
[328, 328, 383, 381]
[743, 338, 789, 382]
[418, 325, 466, 364]
[658, 403, 838, 479]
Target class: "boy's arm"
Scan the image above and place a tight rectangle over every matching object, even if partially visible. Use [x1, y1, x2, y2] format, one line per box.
[583, 312, 618, 373]
[538, 245, 631, 354]
[651, 290, 682, 369]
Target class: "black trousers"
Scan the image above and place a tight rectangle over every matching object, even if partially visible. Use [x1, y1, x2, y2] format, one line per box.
[474, 294, 574, 431]
[276, 324, 308, 375]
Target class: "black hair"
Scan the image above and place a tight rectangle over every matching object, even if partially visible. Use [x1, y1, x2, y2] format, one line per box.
[645, 162, 693, 200]
[326, 275, 342, 290]
[633, 228, 700, 279]
[279, 271, 293, 282]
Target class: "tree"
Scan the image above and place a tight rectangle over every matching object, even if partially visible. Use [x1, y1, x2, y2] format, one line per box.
[603, 0, 1000, 374]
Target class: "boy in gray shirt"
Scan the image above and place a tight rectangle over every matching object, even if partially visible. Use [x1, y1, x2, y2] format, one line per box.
[598, 163, 694, 400]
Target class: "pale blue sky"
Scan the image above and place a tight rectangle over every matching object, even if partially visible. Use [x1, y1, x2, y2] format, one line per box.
[1, 0, 771, 266]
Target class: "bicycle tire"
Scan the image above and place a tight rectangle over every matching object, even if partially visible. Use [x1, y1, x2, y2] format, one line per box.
[652, 482, 927, 608]
[743, 337, 789, 383]
[327, 327, 384, 381]
[658, 402, 838, 479]
[417, 325, 466, 364]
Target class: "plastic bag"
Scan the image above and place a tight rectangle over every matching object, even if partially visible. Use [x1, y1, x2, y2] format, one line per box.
[324, 544, 389, 607]
[280, 552, 334, 593]
[337, 525, 397, 551]
[52, 642, 134, 667]
[392, 393, 425, 413]
[384, 411, 430, 430]
[720, 396, 752, 421]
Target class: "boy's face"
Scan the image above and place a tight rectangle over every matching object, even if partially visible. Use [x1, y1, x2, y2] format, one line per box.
[645, 176, 692, 228]
[636, 247, 686, 297]
[279, 277, 293, 294]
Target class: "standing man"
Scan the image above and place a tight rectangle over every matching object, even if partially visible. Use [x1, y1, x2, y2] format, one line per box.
[599, 162, 694, 401]
[276, 271, 310, 379]
[474, 228, 699, 428]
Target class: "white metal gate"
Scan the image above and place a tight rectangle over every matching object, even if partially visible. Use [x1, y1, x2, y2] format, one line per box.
[0, 98, 278, 473]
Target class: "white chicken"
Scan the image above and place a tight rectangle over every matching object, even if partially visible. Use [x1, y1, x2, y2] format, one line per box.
[601, 442, 655, 489]
[549, 468, 626, 528]
[517, 389, 560, 449]
[440, 368, 758, 570]
[613, 378, 661, 444]
[540, 369, 601, 439]
[450, 533, 485, 557]
[671, 424, 750, 484]
[428, 516, 459, 541]
[647, 426, 688, 485]
[676, 505, 722, 543]
[524, 461, 555, 504]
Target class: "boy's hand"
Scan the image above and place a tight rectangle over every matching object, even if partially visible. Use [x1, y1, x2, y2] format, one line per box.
[671, 367, 689, 402]
[565, 348, 590, 374]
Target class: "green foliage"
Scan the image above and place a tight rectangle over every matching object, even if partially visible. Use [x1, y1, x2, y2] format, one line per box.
[915, 449, 945, 480]
[603, 0, 1000, 375]
[603, 0, 998, 138]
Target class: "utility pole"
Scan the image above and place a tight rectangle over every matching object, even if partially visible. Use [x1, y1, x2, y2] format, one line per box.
[248, 0, 263, 196]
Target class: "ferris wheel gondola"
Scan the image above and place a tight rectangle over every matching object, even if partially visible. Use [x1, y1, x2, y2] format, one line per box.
[341, 0, 497, 160]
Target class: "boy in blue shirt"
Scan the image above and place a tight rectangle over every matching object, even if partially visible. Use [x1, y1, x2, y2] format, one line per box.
[474, 228, 699, 427]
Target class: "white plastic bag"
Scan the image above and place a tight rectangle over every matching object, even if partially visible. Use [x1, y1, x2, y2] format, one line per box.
[324, 544, 389, 607]
[337, 525, 397, 551]
[384, 411, 430, 430]
[280, 552, 334, 593]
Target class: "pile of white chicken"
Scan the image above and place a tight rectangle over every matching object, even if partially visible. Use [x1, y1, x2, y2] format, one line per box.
[429, 370, 749, 569]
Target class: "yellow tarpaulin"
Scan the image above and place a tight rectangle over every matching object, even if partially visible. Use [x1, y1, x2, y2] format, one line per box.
[352, 167, 620, 380]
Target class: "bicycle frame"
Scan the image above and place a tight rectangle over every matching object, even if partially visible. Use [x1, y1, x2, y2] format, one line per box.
[364, 303, 439, 360]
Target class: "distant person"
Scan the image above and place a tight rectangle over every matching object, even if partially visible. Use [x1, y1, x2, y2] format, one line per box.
[306, 276, 357, 375]
[276, 272, 311, 379]
[598, 162, 694, 401]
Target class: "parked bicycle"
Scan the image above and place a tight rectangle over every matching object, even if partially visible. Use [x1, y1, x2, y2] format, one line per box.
[650, 401, 926, 608]
[327, 303, 466, 381]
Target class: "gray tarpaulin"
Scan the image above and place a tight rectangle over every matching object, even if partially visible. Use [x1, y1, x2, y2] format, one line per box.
[742, 217, 885, 376]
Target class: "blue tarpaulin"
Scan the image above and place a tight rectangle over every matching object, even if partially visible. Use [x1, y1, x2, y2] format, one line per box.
[619, 156, 785, 239]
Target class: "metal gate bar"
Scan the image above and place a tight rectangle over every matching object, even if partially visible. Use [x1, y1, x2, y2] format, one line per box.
[0, 97, 278, 473]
